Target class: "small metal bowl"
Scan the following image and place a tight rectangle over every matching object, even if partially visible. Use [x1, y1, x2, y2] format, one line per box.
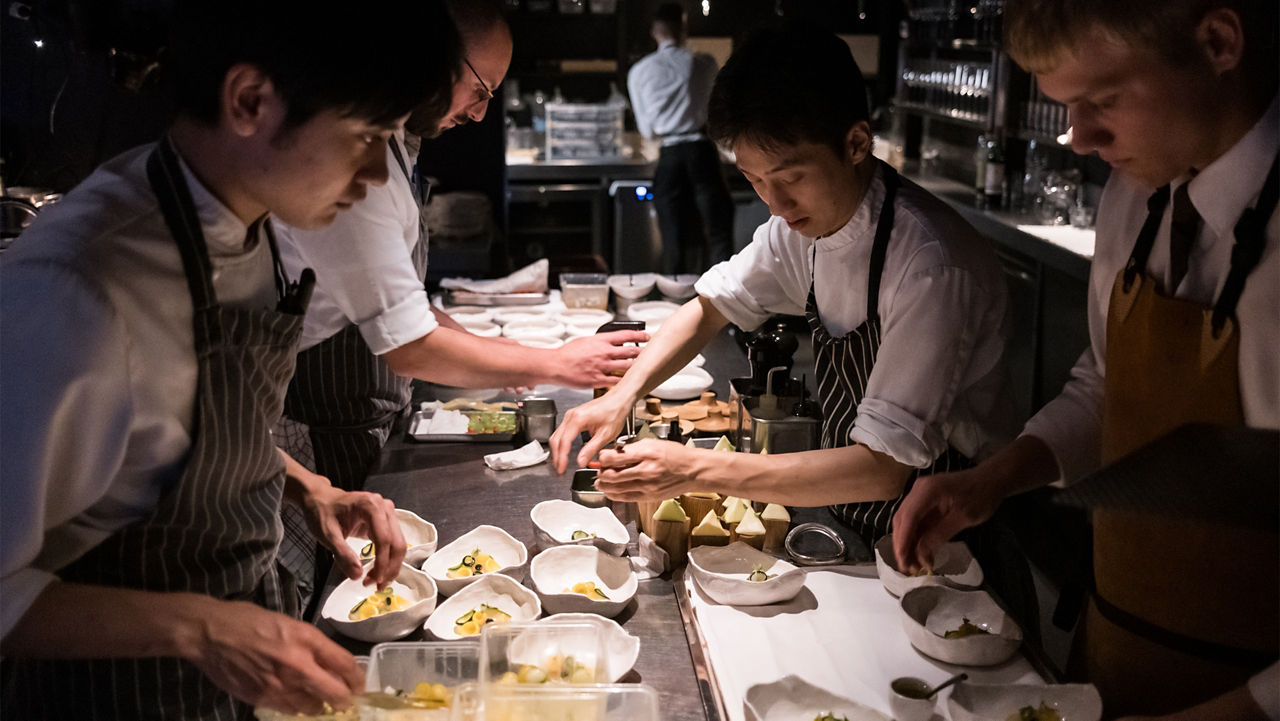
[784, 522, 847, 566]
[571, 469, 605, 508]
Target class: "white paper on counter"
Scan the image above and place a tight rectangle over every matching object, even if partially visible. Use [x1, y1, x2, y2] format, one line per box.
[684, 566, 1045, 721]
[483, 440, 549, 470]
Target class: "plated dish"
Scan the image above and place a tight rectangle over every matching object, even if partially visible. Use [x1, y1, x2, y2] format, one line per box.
[345, 508, 438, 567]
[529, 545, 638, 618]
[321, 563, 438, 643]
[534, 613, 640, 682]
[947, 682, 1102, 721]
[423, 573, 541, 641]
[687, 541, 806, 606]
[900, 585, 1023, 666]
[421, 525, 529, 596]
[743, 675, 891, 721]
[874, 534, 983, 598]
[529, 499, 630, 555]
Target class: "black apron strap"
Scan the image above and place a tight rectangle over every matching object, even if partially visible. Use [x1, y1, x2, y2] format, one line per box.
[1122, 185, 1171, 291]
[866, 163, 900, 321]
[388, 134, 413, 186]
[146, 138, 219, 312]
[1212, 153, 1279, 332]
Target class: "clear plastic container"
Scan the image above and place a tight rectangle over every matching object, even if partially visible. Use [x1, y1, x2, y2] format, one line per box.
[479, 620, 606, 686]
[476, 683, 659, 721]
[357, 642, 481, 719]
[559, 273, 609, 310]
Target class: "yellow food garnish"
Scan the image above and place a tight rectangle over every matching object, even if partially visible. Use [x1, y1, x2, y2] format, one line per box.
[943, 617, 991, 639]
[498, 656, 595, 684]
[348, 586, 410, 621]
[562, 581, 610, 601]
[1007, 702, 1063, 721]
[446, 548, 501, 579]
[453, 604, 511, 637]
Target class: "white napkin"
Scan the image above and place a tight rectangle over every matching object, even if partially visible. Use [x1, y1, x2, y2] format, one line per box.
[440, 259, 548, 295]
[425, 409, 469, 435]
[629, 532, 669, 578]
[483, 440, 550, 470]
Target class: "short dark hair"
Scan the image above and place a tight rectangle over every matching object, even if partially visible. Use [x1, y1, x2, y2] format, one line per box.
[708, 23, 869, 156]
[172, 0, 461, 131]
[447, 0, 509, 47]
[654, 3, 686, 38]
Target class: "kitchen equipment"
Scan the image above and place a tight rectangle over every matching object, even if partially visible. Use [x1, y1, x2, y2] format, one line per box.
[593, 319, 645, 399]
[559, 272, 609, 309]
[517, 397, 557, 443]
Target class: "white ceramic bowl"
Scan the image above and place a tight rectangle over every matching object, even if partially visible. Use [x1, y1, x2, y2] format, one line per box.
[529, 545, 637, 618]
[650, 365, 714, 401]
[516, 335, 565, 349]
[423, 573, 542, 641]
[874, 534, 983, 598]
[948, 682, 1102, 721]
[655, 274, 699, 301]
[458, 319, 502, 338]
[625, 300, 681, 323]
[321, 563, 438, 643]
[744, 675, 891, 721]
[562, 325, 597, 340]
[558, 308, 614, 330]
[530, 500, 630, 556]
[490, 307, 551, 326]
[900, 585, 1023, 666]
[687, 542, 806, 606]
[607, 273, 657, 299]
[445, 305, 493, 323]
[535, 613, 639, 682]
[345, 509, 439, 567]
[422, 525, 529, 596]
[502, 318, 565, 340]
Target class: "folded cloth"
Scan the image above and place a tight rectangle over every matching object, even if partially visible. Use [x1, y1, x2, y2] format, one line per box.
[484, 440, 550, 470]
[440, 258, 549, 295]
[630, 533, 669, 578]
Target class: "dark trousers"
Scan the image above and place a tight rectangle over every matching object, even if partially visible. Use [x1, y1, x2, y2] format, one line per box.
[653, 139, 735, 274]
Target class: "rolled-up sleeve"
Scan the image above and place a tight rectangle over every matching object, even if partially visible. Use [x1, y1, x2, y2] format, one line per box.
[0, 260, 133, 639]
[851, 263, 1002, 467]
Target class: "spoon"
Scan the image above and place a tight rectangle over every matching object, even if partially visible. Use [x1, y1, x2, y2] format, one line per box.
[890, 671, 968, 699]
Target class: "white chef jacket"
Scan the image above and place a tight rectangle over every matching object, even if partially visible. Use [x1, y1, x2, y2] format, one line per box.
[1022, 97, 1280, 485]
[0, 143, 276, 638]
[274, 128, 436, 354]
[696, 165, 1017, 467]
[627, 39, 719, 146]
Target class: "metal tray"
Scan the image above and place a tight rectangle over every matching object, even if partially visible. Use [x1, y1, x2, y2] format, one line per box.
[408, 409, 518, 442]
[445, 290, 549, 306]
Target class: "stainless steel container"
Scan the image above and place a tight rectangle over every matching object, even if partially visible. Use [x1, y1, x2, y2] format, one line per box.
[516, 397, 557, 442]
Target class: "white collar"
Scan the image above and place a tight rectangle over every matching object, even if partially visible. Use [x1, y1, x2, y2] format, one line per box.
[658, 39, 679, 51]
[170, 142, 259, 257]
[1181, 95, 1278, 241]
[812, 162, 886, 253]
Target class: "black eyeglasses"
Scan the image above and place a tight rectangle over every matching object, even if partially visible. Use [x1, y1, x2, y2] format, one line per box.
[463, 57, 494, 104]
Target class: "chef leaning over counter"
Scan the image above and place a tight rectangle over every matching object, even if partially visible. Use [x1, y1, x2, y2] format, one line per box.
[551, 23, 1019, 548]
[892, 0, 1280, 719]
[0, 1, 459, 716]
[273, 0, 645, 496]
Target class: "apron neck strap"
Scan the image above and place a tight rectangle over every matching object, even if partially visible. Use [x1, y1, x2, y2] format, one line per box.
[1212, 152, 1279, 332]
[388, 134, 412, 186]
[1123, 184, 1171, 291]
[146, 137, 220, 312]
[866, 161, 900, 321]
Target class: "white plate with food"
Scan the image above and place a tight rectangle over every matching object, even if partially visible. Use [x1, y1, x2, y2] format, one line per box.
[687, 541, 806, 606]
[744, 675, 891, 721]
[421, 525, 528, 596]
[535, 613, 639, 682]
[345, 508, 439, 567]
[900, 585, 1023, 666]
[529, 499, 630, 556]
[874, 534, 983, 598]
[947, 682, 1102, 721]
[423, 573, 542, 641]
[529, 545, 637, 618]
[321, 563, 438, 643]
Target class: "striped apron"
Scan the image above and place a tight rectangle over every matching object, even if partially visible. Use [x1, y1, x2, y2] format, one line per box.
[806, 163, 973, 548]
[281, 135, 428, 492]
[2, 138, 313, 720]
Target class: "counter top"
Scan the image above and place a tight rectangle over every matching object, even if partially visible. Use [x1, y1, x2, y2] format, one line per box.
[905, 173, 1095, 282]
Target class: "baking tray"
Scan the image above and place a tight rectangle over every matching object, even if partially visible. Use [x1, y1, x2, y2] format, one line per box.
[408, 408, 518, 442]
[445, 290, 549, 306]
